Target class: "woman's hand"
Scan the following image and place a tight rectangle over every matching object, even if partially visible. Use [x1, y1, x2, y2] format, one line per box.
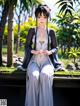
[31, 50, 52, 55]
[31, 50, 40, 55]
[31, 50, 45, 55]
[42, 50, 52, 55]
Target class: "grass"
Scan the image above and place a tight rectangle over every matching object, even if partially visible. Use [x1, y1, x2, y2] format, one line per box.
[54, 70, 80, 77]
[0, 66, 80, 77]
[0, 66, 16, 74]
[2, 46, 7, 56]
[2, 45, 24, 57]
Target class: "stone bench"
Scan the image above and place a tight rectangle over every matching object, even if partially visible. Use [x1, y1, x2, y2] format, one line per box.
[0, 70, 80, 88]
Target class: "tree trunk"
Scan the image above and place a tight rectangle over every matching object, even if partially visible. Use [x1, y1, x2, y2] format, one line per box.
[15, 15, 20, 54]
[0, 0, 9, 66]
[67, 37, 71, 52]
[7, 3, 14, 67]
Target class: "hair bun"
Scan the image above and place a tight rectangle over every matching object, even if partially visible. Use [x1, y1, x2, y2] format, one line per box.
[38, 4, 42, 7]
[35, 4, 51, 18]
[43, 5, 51, 13]
[37, 4, 51, 13]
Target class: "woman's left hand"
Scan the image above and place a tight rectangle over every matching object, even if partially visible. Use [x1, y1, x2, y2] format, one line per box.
[43, 50, 52, 55]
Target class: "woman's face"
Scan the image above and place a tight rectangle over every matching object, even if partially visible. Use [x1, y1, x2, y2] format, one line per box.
[37, 12, 48, 28]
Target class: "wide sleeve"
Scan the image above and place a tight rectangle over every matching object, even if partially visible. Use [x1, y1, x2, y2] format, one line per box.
[49, 29, 58, 53]
[22, 28, 35, 68]
[25, 28, 34, 53]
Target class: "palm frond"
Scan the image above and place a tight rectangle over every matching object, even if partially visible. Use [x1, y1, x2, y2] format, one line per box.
[56, 0, 64, 4]
[59, 4, 67, 14]
[58, 2, 67, 8]
[68, 5, 74, 10]
[69, 1, 73, 6]
[64, 9, 72, 16]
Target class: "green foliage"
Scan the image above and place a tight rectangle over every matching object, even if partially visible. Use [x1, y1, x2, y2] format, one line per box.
[3, 17, 58, 45]
[48, 22, 58, 31]
[68, 48, 77, 63]
[56, 0, 74, 16]
[54, 70, 80, 76]
[0, 0, 6, 5]
[2, 45, 24, 57]
[68, 48, 80, 64]
[56, 0, 80, 16]
[52, 13, 80, 55]
[1, 66, 80, 76]
[77, 48, 80, 61]
[0, 67, 16, 74]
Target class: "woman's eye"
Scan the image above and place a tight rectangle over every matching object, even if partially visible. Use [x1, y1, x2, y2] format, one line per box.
[44, 16, 47, 18]
[37, 16, 41, 18]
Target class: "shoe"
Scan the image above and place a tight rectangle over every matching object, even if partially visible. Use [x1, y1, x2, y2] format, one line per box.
[17, 65, 26, 71]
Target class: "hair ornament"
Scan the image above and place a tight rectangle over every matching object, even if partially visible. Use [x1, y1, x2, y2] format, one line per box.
[43, 5, 51, 13]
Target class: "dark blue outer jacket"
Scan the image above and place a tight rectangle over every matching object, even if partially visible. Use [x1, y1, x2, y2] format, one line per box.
[22, 28, 58, 69]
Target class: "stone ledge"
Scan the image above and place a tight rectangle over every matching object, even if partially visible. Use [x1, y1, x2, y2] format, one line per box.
[0, 70, 80, 88]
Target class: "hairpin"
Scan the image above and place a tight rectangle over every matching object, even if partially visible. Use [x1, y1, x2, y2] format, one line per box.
[43, 5, 51, 13]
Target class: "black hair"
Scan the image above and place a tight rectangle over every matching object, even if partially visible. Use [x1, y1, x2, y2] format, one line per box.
[35, 4, 50, 47]
[35, 4, 50, 18]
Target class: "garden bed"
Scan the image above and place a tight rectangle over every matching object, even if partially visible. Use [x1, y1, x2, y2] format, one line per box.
[0, 67, 80, 88]
[0, 66, 80, 77]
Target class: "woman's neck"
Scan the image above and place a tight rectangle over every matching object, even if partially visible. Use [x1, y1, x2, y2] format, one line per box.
[37, 26, 46, 30]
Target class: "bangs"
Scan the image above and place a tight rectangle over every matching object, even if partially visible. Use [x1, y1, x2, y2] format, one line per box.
[37, 12, 48, 17]
[35, 5, 49, 18]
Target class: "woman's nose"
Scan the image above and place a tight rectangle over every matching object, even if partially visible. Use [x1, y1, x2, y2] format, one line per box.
[40, 18, 45, 22]
[40, 17, 44, 20]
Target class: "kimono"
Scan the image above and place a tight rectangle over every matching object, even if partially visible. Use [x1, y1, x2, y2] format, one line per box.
[22, 28, 61, 69]
[23, 28, 62, 106]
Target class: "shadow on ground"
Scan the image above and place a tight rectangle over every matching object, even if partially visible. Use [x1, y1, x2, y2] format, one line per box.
[0, 84, 80, 106]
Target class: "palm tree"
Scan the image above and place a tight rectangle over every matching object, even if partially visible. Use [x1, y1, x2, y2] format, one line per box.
[56, 0, 80, 15]
[7, 0, 17, 67]
[0, 0, 10, 66]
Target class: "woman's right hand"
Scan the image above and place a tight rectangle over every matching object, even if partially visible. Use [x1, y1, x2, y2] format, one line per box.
[31, 50, 45, 55]
[31, 50, 40, 55]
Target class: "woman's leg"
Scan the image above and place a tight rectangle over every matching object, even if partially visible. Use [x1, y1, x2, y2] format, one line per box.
[39, 64, 54, 106]
[25, 62, 40, 106]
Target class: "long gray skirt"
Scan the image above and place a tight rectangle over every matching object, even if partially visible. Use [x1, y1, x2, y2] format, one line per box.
[25, 56, 54, 106]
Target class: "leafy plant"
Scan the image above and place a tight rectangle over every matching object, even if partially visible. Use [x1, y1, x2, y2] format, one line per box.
[68, 48, 80, 64]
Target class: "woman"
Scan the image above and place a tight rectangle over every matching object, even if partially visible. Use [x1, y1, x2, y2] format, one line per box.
[21, 4, 65, 106]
